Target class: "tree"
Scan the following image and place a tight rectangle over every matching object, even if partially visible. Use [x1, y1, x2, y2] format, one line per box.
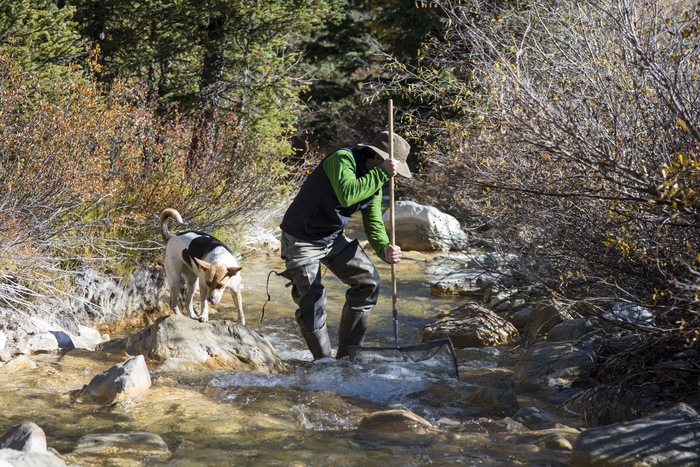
[0, 0, 84, 78]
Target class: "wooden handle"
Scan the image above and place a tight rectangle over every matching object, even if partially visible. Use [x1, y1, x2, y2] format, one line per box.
[389, 99, 398, 344]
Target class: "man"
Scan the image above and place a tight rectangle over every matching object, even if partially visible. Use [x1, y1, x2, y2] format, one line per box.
[279, 131, 412, 360]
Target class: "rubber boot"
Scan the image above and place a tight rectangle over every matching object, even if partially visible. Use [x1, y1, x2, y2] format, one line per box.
[299, 322, 333, 360]
[335, 304, 371, 359]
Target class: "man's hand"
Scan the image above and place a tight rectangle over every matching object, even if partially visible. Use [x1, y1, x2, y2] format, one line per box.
[381, 158, 399, 177]
[384, 243, 402, 264]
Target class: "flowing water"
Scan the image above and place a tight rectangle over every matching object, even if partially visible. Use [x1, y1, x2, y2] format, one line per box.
[0, 223, 582, 466]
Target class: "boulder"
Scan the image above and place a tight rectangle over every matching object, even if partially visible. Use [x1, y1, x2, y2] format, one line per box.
[358, 409, 435, 434]
[507, 308, 532, 330]
[514, 432, 572, 451]
[465, 381, 520, 414]
[514, 342, 597, 392]
[111, 315, 288, 373]
[603, 302, 654, 325]
[512, 407, 556, 430]
[0, 356, 37, 372]
[0, 422, 47, 453]
[81, 355, 152, 405]
[419, 303, 519, 348]
[546, 318, 605, 343]
[72, 432, 169, 455]
[523, 302, 574, 340]
[430, 270, 518, 297]
[382, 201, 468, 251]
[0, 449, 67, 467]
[570, 419, 700, 466]
[640, 402, 700, 421]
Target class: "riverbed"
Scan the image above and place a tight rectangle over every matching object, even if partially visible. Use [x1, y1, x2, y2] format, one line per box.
[0, 233, 583, 466]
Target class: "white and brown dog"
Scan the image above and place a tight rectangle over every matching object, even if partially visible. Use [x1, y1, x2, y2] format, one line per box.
[159, 208, 245, 324]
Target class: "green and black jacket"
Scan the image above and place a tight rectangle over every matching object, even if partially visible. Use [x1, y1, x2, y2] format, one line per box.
[280, 147, 391, 261]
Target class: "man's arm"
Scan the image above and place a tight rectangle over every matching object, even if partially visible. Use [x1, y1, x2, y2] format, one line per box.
[361, 194, 391, 262]
[323, 150, 389, 207]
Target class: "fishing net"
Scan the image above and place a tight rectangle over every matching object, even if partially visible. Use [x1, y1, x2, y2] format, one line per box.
[348, 338, 460, 378]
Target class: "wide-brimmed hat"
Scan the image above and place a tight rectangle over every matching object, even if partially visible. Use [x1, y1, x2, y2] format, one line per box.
[357, 131, 412, 178]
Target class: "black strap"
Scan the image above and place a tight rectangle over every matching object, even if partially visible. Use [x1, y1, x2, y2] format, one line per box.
[261, 270, 292, 323]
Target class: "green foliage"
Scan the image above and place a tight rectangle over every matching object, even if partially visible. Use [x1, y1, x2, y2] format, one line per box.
[0, 0, 83, 78]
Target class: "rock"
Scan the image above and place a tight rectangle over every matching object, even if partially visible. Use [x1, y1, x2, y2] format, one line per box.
[358, 409, 435, 434]
[512, 407, 556, 430]
[24, 332, 59, 352]
[514, 342, 597, 392]
[0, 422, 47, 453]
[158, 358, 207, 373]
[121, 315, 288, 373]
[419, 303, 519, 348]
[430, 270, 518, 297]
[523, 302, 574, 340]
[0, 356, 37, 372]
[546, 318, 604, 343]
[81, 355, 152, 405]
[465, 381, 520, 414]
[72, 432, 169, 455]
[514, 432, 572, 451]
[382, 200, 468, 251]
[0, 331, 5, 351]
[640, 402, 700, 421]
[673, 348, 698, 359]
[603, 302, 654, 325]
[0, 449, 67, 467]
[570, 419, 700, 466]
[507, 308, 532, 330]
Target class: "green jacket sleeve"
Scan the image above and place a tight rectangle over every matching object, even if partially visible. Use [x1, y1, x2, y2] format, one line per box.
[323, 150, 389, 207]
[323, 150, 391, 262]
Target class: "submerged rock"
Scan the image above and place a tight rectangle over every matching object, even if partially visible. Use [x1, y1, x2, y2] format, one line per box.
[81, 355, 152, 405]
[465, 381, 520, 415]
[514, 342, 597, 392]
[570, 419, 700, 466]
[430, 270, 517, 297]
[72, 432, 169, 455]
[111, 315, 288, 373]
[382, 200, 468, 251]
[514, 432, 572, 451]
[419, 303, 519, 348]
[358, 409, 435, 434]
[512, 407, 556, 430]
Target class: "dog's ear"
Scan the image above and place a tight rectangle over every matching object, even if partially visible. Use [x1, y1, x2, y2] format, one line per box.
[227, 266, 243, 277]
[194, 257, 211, 270]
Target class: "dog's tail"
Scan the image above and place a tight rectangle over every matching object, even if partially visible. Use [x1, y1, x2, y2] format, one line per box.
[159, 208, 184, 243]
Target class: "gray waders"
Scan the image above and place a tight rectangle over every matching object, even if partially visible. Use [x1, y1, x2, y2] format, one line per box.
[282, 239, 380, 360]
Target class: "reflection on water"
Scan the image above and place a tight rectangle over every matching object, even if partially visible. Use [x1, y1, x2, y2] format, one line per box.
[0, 222, 579, 466]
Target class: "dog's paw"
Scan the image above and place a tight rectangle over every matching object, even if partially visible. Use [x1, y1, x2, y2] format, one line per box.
[199, 316, 209, 323]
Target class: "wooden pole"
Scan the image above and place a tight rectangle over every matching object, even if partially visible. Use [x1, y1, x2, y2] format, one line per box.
[389, 99, 399, 346]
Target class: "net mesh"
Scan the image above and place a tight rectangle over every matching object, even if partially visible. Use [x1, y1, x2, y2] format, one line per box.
[348, 338, 459, 377]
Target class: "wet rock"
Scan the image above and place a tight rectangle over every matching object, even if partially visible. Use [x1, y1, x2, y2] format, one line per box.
[514, 342, 597, 392]
[419, 303, 519, 348]
[512, 407, 556, 430]
[81, 355, 152, 405]
[72, 432, 169, 455]
[523, 302, 574, 340]
[358, 409, 435, 434]
[382, 200, 468, 251]
[546, 318, 605, 343]
[120, 315, 288, 373]
[465, 381, 520, 415]
[0, 356, 37, 372]
[570, 419, 700, 466]
[430, 270, 518, 297]
[507, 308, 532, 330]
[0, 422, 47, 453]
[0, 449, 67, 467]
[640, 402, 700, 421]
[158, 357, 208, 373]
[514, 432, 572, 451]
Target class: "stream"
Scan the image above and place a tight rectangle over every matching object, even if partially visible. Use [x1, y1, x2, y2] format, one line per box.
[0, 222, 583, 466]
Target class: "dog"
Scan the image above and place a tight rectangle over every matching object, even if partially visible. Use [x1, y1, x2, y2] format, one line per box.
[159, 208, 245, 324]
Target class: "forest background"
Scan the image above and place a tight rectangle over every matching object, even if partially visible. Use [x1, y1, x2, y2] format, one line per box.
[0, 0, 698, 400]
